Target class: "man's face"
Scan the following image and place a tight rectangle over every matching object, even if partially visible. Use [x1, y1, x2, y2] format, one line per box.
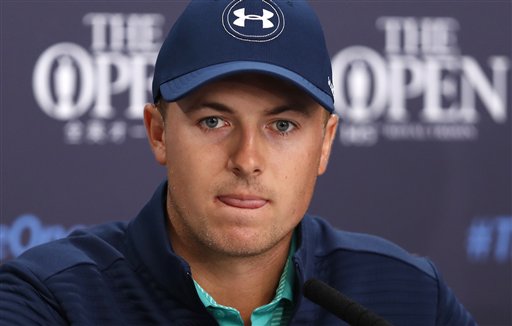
[145, 74, 338, 258]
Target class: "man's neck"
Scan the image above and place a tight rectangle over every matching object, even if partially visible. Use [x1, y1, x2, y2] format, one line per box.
[169, 227, 293, 325]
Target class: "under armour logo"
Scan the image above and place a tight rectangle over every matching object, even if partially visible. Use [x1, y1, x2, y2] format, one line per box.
[222, 0, 285, 42]
[233, 8, 274, 29]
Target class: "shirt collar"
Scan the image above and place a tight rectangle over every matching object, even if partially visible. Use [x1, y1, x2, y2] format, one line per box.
[193, 233, 297, 321]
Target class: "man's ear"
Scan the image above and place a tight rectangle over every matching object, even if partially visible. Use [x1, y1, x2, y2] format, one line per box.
[144, 103, 167, 165]
[318, 114, 339, 176]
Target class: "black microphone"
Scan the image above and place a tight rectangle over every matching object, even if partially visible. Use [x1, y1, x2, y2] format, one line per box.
[303, 278, 393, 326]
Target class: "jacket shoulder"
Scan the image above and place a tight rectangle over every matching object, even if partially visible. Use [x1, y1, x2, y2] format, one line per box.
[303, 215, 436, 278]
[5, 221, 129, 281]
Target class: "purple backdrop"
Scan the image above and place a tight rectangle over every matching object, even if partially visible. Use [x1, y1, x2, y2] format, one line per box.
[1, 1, 510, 325]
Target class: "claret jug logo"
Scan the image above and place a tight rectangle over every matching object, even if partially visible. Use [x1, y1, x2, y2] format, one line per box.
[32, 13, 165, 145]
[222, 0, 285, 42]
[332, 17, 510, 146]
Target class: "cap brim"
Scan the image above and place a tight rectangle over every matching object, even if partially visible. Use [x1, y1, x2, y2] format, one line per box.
[158, 61, 334, 112]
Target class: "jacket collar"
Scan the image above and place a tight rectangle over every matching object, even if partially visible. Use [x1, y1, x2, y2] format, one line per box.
[126, 181, 205, 311]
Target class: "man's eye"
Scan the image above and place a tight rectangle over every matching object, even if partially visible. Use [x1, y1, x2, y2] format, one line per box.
[200, 117, 226, 129]
[272, 120, 295, 133]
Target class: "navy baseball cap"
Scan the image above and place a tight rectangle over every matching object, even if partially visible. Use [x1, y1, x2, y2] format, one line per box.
[153, 0, 334, 112]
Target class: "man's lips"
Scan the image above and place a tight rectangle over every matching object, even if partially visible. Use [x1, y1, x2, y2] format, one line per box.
[217, 195, 269, 209]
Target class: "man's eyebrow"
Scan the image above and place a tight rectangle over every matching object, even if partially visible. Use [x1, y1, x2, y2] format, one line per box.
[182, 102, 235, 114]
[181, 101, 314, 116]
[264, 104, 314, 117]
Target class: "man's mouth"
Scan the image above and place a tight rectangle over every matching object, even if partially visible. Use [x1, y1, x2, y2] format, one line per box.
[217, 195, 269, 209]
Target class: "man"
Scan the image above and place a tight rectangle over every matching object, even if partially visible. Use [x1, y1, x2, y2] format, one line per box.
[0, 1, 476, 325]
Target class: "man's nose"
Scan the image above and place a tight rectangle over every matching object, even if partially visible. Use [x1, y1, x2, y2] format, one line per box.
[227, 127, 264, 178]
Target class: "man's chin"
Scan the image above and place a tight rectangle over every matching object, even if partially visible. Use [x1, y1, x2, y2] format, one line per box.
[202, 233, 282, 258]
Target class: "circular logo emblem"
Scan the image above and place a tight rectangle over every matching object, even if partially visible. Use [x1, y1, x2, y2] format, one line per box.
[222, 0, 285, 42]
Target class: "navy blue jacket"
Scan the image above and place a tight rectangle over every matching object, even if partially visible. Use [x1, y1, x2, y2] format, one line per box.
[0, 182, 476, 325]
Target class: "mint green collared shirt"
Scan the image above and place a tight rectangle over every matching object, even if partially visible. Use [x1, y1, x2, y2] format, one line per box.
[193, 236, 296, 326]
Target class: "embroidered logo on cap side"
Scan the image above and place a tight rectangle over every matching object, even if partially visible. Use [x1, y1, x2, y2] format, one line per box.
[222, 0, 285, 42]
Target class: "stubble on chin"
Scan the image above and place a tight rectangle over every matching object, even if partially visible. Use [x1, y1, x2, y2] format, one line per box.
[165, 181, 291, 259]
